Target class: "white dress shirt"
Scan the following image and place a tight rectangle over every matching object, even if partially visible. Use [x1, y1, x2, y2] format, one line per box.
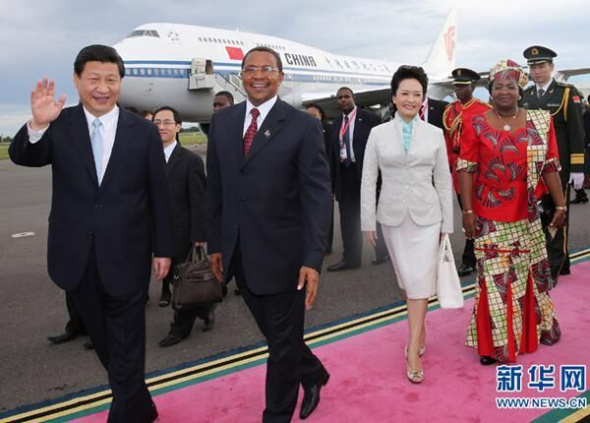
[339, 106, 357, 162]
[163, 141, 177, 163]
[27, 105, 120, 183]
[536, 79, 553, 95]
[243, 96, 278, 136]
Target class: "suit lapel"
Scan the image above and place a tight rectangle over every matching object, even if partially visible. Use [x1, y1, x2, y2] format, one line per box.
[537, 80, 556, 107]
[100, 107, 130, 191]
[527, 87, 539, 109]
[167, 143, 182, 175]
[242, 100, 287, 167]
[231, 103, 247, 164]
[69, 104, 99, 187]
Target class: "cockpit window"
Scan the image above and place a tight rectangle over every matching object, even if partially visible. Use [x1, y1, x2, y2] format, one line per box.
[126, 30, 160, 38]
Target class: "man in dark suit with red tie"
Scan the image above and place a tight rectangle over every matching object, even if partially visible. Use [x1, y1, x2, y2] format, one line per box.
[9, 45, 173, 423]
[206, 47, 332, 422]
[328, 87, 384, 271]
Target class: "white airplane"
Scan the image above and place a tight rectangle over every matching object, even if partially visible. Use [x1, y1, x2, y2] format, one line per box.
[112, 11, 459, 124]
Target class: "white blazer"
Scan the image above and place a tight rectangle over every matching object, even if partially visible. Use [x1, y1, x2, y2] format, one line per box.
[360, 116, 453, 233]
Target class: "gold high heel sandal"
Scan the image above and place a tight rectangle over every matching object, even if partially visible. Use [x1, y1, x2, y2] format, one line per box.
[404, 345, 425, 358]
[404, 346, 424, 384]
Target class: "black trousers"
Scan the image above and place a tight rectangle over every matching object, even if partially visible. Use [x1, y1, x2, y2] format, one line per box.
[326, 198, 334, 254]
[71, 246, 153, 423]
[456, 194, 476, 268]
[232, 245, 324, 423]
[63, 291, 87, 336]
[541, 178, 571, 280]
[338, 163, 362, 265]
[338, 163, 388, 264]
[164, 264, 215, 338]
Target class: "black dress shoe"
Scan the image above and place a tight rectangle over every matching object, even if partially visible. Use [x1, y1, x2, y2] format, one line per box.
[327, 261, 361, 272]
[47, 332, 77, 345]
[571, 189, 589, 204]
[371, 254, 389, 265]
[144, 401, 158, 423]
[159, 333, 186, 347]
[83, 340, 94, 350]
[234, 287, 242, 296]
[458, 264, 475, 277]
[158, 289, 171, 307]
[300, 368, 330, 419]
[202, 309, 215, 332]
[480, 356, 497, 366]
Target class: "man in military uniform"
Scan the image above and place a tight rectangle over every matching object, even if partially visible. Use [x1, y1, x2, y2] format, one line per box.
[443, 68, 491, 276]
[522, 45, 586, 280]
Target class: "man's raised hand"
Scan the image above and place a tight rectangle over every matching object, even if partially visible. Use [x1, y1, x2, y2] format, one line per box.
[30, 78, 66, 130]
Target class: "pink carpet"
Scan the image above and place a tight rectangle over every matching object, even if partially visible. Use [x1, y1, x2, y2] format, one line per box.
[77, 261, 590, 423]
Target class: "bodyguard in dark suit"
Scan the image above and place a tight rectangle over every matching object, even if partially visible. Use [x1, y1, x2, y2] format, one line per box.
[153, 107, 216, 347]
[328, 87, 384, 271]
[9, 45, 173, 423]
[206, 47, 331, 422]
[522, 45, 586, 279]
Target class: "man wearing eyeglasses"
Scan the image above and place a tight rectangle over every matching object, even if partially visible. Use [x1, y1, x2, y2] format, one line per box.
[153, 106, 216, 348]
[206, 47, 332, 422]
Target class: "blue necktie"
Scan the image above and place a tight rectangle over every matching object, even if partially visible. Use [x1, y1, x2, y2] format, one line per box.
[91, 118, 103, 184]
[343, 115, 352, 166]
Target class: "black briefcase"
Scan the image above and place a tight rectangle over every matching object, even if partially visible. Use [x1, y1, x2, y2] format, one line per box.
[172, 246, 223, 310]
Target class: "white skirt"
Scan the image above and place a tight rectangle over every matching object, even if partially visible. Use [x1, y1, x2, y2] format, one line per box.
[381, 217, 441, 300]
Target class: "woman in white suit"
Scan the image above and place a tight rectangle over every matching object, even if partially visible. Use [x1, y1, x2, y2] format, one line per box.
[361, 66, 453, 383]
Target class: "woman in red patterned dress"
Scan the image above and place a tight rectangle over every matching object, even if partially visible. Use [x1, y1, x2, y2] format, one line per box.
[457, 60, 566, 365]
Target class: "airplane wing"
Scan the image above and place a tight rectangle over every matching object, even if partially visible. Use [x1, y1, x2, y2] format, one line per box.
[301, 87, 391, 118]
[301, 78, 457, 119]
[554, 67, 590, 81]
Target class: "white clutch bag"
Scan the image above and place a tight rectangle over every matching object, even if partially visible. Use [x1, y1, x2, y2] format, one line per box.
[436, 234, 464, 309]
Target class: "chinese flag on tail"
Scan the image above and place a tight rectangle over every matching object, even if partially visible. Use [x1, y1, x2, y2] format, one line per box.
[226, 46, 244, 60]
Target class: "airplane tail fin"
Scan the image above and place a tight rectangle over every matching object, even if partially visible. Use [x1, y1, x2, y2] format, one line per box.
[422, 9, 457, 80]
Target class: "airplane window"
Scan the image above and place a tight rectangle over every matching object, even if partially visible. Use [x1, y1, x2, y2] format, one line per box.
[208, 37, 212, 42]
[139, 68, 145, 75]
[125, 69, 130, 76]
[147, 68, 152, 75]
[126, 30, 145, 38]
[198, 37, 202, 41]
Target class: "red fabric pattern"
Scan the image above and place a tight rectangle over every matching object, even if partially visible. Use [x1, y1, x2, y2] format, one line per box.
[243, 108, 260, 156]
[444, 100, 491, 193]
[459, 114, 559, 222]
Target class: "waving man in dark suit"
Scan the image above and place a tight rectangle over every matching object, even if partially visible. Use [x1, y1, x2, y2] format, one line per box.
[206, 47, 332, 423]
[9, 45, 173, 423]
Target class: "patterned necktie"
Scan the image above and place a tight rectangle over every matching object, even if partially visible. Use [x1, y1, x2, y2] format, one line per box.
[91, 118, 103, 184]
[538, 88, 545, 98]
[243, 108, 260, 156]
[343, 115, 352, 166]
[419, 103, 427, 121]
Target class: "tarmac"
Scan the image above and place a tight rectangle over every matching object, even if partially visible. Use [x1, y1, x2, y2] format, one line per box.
[0, 147, 588, 413]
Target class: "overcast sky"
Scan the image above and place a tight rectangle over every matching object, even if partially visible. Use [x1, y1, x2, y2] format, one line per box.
[1, 0, 589, 135]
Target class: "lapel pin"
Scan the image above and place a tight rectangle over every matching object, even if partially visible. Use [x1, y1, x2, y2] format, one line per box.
[264, 130, 271, 137]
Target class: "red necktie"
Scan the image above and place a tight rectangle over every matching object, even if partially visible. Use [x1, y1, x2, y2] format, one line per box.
[243, 108, 260, 156]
